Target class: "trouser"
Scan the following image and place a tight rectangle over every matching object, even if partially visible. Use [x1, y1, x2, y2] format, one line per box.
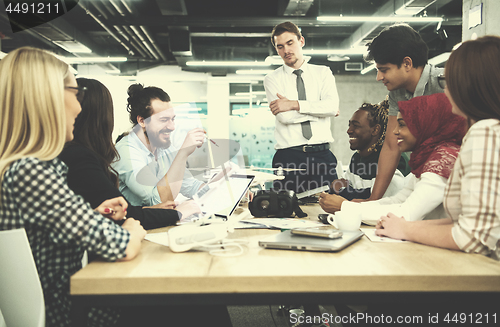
[272, 148, 338, 194]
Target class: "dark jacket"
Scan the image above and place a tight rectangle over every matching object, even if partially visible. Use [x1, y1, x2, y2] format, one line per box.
[59, 143, 179, 229]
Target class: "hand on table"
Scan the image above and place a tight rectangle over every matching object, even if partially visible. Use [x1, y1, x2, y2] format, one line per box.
[375, 212, 408, 240]
[176, 200, 202, 221]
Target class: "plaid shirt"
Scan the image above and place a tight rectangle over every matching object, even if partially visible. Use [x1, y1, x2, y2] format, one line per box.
[445, 119, 500, 259]
[0, 157, 130, 326]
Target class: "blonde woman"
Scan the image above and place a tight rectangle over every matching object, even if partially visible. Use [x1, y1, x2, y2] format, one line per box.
[0, 47, 146, 326]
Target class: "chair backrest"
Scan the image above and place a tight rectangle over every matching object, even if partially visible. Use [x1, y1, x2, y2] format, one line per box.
[0, 229, 45, 327]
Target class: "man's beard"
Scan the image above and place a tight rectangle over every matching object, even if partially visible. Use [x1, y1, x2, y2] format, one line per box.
[285, 56, 298, 67]
[144, 129, 171, 149]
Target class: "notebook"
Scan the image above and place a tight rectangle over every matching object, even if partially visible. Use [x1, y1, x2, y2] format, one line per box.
[192, 173, 255, 219]
[259, 229, 364, 252]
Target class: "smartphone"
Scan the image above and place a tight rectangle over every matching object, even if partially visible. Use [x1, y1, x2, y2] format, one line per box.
[291, 228, 343, 239]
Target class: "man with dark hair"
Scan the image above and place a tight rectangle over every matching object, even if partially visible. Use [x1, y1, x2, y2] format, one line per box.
[264, 21, 339, 194]
[363, 23, 444, 201]
[113, 84, 205, 206]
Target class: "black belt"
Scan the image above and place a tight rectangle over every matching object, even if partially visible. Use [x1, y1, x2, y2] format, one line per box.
[288, 143, 330, 153]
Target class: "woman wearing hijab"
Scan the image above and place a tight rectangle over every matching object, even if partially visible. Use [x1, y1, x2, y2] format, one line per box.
[320, 92, 467, 222]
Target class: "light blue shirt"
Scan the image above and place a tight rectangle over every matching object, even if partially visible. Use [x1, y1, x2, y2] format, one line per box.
[113, 131, 203, 206]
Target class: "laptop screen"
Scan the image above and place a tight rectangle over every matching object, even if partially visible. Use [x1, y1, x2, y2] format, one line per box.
[194, 174, 254, 219]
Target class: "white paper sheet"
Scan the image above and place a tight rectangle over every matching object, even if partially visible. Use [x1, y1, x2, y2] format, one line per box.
[361, 228, 406, 243]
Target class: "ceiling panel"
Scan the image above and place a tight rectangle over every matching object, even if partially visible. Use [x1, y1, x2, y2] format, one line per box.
[0, 0, 462, 76]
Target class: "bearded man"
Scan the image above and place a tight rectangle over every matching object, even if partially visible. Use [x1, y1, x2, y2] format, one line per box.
[113, 84, 204, 206]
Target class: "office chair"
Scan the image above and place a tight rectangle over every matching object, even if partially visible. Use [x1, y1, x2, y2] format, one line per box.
[0, 228, 45, 327]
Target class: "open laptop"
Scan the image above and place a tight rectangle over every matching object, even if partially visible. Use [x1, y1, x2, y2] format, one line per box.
[259, 229, 364, 252]
[188, 174, 255, 221]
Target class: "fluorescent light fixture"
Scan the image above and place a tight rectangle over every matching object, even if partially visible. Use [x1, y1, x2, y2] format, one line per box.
[64, 57, 127, 64]
[361, 63, 376, 75]
[236, 69, 275, 75]
[105, 69, 121, 74]
[186, 61, 270, 67]
[428, 52, 451, 65]
[53, 40, 92, 53]
[327, 55, 350, 62]
[317, 16, 443, 23]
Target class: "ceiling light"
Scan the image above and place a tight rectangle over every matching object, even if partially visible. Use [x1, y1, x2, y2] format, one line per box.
[317, 16, 443, 23]
[236, 70, 275, 75]
[186, 61, 270, 67]
[53, 40, 92, 53]
[105, 69, 121, 74]
[63, 57, 128, 64]
[327, 55, 350, 62]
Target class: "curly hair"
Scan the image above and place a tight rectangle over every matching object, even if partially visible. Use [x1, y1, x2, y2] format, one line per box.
[358, 99, 389, 152]
[126, 83, 171, 125]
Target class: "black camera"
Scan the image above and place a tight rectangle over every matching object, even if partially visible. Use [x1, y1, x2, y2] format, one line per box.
[249, 190, 301, 218]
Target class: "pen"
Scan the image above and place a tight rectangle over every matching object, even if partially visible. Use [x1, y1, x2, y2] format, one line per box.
[204, 130, 219, 147]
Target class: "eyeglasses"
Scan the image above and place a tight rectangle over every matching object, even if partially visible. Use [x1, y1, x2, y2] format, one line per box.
[437, 74, 446, 89]
[65, 86, 87, 101]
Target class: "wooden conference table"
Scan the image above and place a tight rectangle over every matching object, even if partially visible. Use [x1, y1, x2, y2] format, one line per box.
[70, 204, 500, 321]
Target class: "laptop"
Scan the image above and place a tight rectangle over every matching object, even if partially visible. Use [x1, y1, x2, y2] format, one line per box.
[190, 173, 255, 220]
[259, 229, 364, 252]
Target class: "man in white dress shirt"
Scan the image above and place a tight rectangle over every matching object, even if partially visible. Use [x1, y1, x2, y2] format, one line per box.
[264, 21, 340, 194]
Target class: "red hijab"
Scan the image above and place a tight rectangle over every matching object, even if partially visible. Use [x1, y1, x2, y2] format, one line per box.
[398, 93, 467, 179]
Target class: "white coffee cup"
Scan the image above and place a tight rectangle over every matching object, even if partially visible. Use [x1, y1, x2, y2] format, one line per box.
[327, 210, 362, 231]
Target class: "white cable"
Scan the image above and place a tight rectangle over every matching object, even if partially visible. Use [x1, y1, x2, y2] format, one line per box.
[192, 239, 249, 257]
